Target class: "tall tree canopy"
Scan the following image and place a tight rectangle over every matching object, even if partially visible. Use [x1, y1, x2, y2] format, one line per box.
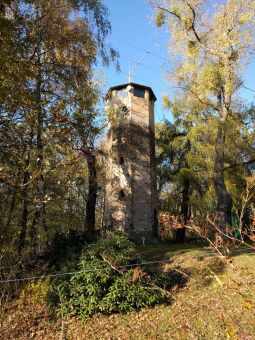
[153, 0, 255, 234]
[0, 0, 117, 256]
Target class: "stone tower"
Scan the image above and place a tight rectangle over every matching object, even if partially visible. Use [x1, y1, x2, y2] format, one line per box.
[105, 82, 158, 243]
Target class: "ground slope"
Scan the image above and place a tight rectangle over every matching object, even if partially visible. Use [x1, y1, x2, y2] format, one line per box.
[1, 244, 255, 339]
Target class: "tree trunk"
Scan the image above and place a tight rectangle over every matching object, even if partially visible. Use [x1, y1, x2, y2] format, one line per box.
[214, 120, 232, 235]
[30, 66, 45, 257]
[100, 187, 106, 229]
[5, 170, 20, 244]
[18, 130, 33, 254]
[84, 152, 97, 238]
[175, 179, 190, 243]
[18, 156, 30, 254]
[213, 58, 233, 236]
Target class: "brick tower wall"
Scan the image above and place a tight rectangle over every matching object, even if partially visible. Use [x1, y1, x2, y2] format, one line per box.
[105, 84, 158, 244]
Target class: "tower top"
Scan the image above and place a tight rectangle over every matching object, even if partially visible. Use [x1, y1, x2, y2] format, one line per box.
[107, 82, 157, 102]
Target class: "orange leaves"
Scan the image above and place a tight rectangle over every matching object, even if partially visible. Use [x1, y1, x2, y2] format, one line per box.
[243, 300, 253, 309]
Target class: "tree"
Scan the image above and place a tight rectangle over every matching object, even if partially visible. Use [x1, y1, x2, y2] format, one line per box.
[0, 0, 117, 256]
[156, 121, 191, 242]
[153, 0, 255, 234]
[157, 92, 255, 242]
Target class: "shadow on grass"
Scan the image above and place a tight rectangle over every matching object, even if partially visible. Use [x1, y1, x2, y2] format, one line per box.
[138, 242, 255, 292]
[137, 242, 209, 261]
[165, 267, 190, 292]
[230, 246, 255, 257]
[138, 242, 255, 262]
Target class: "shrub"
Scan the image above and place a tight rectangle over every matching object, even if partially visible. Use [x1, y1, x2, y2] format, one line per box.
[44, 229, 87, 270]
[50, 229, 169, 318]
[19, 278, 52, 306]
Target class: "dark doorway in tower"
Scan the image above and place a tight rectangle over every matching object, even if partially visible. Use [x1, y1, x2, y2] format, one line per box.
[120, 189, 125, 199]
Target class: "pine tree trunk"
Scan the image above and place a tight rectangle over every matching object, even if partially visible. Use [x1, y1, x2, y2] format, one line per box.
[84, 152, 97, 238]
[175, 179, 190, 243]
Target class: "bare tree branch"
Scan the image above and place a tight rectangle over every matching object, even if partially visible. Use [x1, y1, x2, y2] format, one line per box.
[184, 1, 202, 42]
[224, 158, 255, 170]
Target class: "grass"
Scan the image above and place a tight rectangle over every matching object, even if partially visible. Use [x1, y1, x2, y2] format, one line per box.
[1, 243, 255, 339]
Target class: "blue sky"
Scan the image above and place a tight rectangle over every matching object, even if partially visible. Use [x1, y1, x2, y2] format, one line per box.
[99, 0, 255, 122]
[100, 0, 171, 121]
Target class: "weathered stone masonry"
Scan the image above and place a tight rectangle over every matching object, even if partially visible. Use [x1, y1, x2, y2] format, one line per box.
[105, 83, 158, 243]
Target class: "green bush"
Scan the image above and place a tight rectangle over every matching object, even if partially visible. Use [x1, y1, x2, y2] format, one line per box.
[19, 278, 52, 306]
[50, 229, 169, 318]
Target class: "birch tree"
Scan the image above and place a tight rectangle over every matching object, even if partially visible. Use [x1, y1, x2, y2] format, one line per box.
[153, 0, 255, 234]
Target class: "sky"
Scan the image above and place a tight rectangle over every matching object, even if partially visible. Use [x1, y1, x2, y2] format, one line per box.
[99, 0, 172, 122]
[99, 0, 255, 122]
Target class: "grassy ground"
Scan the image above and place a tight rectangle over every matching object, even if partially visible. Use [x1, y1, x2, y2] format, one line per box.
[1, 243, 255, 339]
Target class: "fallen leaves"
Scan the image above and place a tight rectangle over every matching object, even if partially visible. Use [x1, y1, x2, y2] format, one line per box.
[1, 247, 255, 339]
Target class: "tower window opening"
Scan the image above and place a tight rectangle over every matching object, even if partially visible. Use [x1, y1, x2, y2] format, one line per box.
[134, 88, 145, 98]
[120, 156, 124, 164]
[121, 105, 128, 114]
[120, 189, 125, 198]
